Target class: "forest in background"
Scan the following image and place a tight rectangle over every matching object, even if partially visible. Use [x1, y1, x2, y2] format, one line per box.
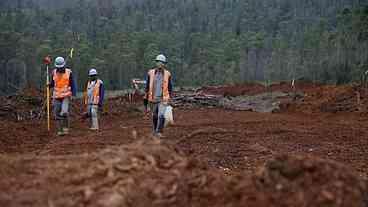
[0, 0, 368, 94]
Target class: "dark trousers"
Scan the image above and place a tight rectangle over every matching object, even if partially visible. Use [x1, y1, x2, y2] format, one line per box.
[150, 102, 166, 134]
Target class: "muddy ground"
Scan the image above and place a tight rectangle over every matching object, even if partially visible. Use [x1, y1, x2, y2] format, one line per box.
[0, 82, 368, 206]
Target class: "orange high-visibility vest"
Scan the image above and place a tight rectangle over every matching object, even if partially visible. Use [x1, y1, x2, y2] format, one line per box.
[147, 69, 171, 102]
[52, 69, 72, 99]
[84, 80, 102, 105]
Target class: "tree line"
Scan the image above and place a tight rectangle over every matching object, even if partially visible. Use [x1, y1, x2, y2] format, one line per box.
[0, 0, 367, 94]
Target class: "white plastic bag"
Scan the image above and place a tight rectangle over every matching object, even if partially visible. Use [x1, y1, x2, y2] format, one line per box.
[164, 105, 174, 127]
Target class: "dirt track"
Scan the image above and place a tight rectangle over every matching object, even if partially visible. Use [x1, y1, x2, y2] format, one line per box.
[1, 83, 368, 206]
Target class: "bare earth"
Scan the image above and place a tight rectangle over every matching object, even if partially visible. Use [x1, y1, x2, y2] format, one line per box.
[0, 83, 367, 206]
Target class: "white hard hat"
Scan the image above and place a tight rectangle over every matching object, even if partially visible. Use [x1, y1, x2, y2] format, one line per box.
[89, 68, 98, 76]
[55, 57, 66, 68]
[155, 54, 167, 63]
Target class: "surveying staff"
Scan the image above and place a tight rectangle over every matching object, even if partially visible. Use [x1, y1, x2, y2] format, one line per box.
[84, 68, 104, 130]
[145, 54, 173, 138]
[49, 57, 76, 136]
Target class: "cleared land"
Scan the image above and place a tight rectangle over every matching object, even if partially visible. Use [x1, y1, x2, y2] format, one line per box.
[0, 82, 367, 206]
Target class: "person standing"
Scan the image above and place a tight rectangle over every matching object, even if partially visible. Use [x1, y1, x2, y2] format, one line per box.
[145, 54, 173, 138]
[49, 57, 76, 136]
[84, 68, 104, 130]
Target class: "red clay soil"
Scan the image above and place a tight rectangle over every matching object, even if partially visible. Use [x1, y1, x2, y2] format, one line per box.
[197, 81, 321, 97]
[269, 81, 323, 93]
[0, 141, 366, 207]
[283, 84, 368, 113]
[198, 83, 266, 96]
[1, 107, 368, 206]
[198, 82, 368, 113]
[1, 83, 368, 206]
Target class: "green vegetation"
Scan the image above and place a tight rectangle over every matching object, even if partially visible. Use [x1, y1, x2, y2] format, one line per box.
[0, 0, 367, 94]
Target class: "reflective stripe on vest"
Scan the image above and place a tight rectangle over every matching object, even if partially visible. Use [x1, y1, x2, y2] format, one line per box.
[147, 69, 170, 102]
[53, 69, 72, 99]
[85, 80, 101, 105]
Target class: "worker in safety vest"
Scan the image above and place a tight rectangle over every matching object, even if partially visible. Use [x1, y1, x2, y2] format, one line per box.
[84, 68, 104, 130]
[144, 54, 173, 138]
[49, 57, 76, 136]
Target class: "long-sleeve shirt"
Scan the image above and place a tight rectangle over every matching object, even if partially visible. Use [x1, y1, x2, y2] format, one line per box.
[49, 69, 77, 96]
[98, 82, 105, 106]
[86, 80, 105, 106]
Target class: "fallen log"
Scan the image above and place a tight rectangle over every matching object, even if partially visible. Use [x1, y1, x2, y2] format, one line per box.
[171, 92, 223, 108]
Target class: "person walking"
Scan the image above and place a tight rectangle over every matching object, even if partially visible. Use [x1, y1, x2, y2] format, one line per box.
[84, 68, 104, 130]
[145, 54, 173, 138]
[49, 57, 76, 136]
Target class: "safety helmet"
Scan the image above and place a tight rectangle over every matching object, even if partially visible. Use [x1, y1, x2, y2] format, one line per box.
[155, 54, 167, 63]
[55, 57, 66, 68]
[89, 68, 98, 76]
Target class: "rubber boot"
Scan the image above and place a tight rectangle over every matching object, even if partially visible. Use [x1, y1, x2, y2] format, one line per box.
[62, 118, 69, 135]
[56, 120, 64, 136]
[90, 117, 99, 130]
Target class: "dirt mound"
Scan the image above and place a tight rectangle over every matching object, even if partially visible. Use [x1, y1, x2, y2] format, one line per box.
[251, 154, 368, 207]
[198, 81, 318, 98]
[0, 140, 224, 207]
[198, 83, 266, 97]
[270, 81, 322, 93]
[283, 85, 368, 113]
[0, 141, 366, 207]
[320, 85, 368, 113]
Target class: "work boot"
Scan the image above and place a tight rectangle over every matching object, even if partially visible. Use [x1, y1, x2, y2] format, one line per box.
[56, 120, 64, 136]
[90, 117, 99, 130]
[151, 132, 161, 141]
[62, 119, 69, 135]
[57, 129, 64, 136]
[63, 127, 69, 135]
[156, 133, 165, 138]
